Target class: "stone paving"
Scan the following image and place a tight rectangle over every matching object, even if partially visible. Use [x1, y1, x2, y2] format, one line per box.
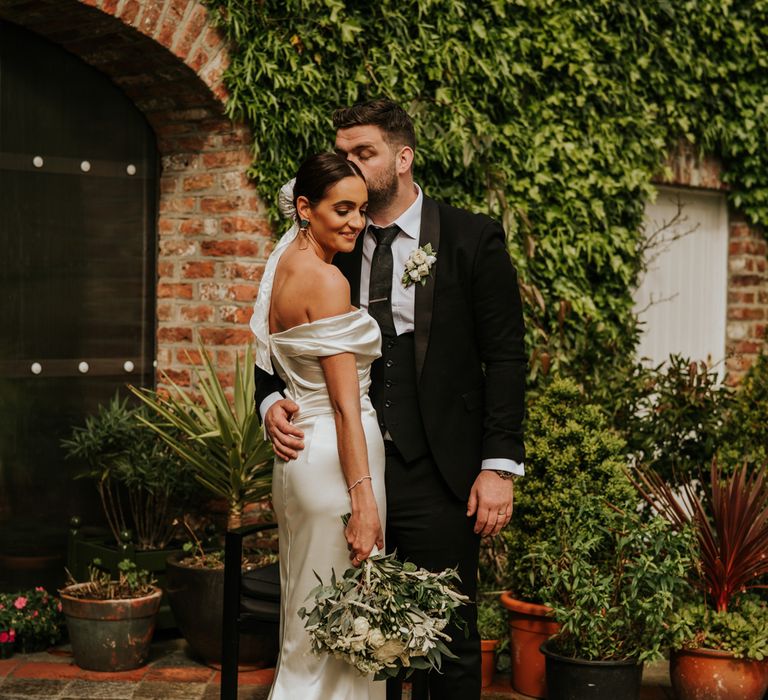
[0, 636, 674, 700]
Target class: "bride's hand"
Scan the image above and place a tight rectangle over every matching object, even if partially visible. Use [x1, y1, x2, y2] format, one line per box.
[345, 503, 384, 567]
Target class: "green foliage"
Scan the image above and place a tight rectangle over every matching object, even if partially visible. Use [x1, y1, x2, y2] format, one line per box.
[594, 355, 733, 482]
[720, 353, 768, 467]
[205, 0, 768, 374]
[671, 598, 768, 660]
[476, 597, 506, 644]
[129, 344, 273, 529]
[63, 559, 156, 601]
[535, 496, 695, 663]
[61, 394, 201, 549]
[502, 377, 633, 601]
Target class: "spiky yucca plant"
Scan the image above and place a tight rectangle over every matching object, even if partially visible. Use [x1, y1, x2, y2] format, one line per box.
[129, 344, 273, 530]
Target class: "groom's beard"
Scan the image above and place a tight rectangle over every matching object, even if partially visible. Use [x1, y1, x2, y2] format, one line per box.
[365, 161, 399, 215]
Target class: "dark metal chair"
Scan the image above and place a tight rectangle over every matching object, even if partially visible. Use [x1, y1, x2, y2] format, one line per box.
[220, 522, 280, 700]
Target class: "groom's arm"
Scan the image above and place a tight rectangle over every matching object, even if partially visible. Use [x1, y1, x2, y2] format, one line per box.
[472, 220, 526, 465]
[254, 362, 286, 422]
[254, 362, 305, 460]
[466, 219, 526, 537]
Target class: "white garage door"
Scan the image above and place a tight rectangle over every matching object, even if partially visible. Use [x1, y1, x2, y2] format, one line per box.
[634, 186, 729, 373]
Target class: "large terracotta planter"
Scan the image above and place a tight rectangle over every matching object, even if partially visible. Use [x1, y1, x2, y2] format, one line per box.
[60, 584, 162, 671]
[500, 591, 560, 698]
[671, 647, 768, 700]
[481, 639, 499, 688]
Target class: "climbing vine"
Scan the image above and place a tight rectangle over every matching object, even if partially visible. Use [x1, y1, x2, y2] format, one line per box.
[205, 0, 768, 377]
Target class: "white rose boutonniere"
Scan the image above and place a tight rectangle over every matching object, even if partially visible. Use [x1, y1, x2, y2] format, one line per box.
[402, 244, 437, 288]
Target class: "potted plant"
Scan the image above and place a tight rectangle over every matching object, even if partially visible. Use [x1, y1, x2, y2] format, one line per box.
[632, 461, 768, 700]
[499, 378, 633, 697]
[0, 602, 17, 659]
[62, 395, 202, 629]
[533, 492, 695, 700]
[129, 344, 275, 665]
[476, 597, 507, 688]
[0, 587, 65, 654]
[59, 559, 162, 671]
[62, 394, 201, 551]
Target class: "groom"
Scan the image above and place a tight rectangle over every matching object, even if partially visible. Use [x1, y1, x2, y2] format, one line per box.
[256, 99, 526, 700]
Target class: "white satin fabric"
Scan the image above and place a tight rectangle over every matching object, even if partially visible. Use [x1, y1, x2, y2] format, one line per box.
[267, 309, 387, 700]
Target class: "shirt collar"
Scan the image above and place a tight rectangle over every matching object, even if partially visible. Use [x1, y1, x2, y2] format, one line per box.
[367, 185, 422, 240]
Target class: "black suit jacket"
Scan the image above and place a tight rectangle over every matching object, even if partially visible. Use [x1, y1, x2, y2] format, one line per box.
[254, 196, 526, 500]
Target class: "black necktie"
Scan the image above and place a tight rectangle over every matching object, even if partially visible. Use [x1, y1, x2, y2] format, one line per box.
[368, 225, 399, 336]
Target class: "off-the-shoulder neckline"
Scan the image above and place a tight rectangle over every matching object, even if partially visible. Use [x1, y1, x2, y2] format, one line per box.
[269, 308, 363, 337]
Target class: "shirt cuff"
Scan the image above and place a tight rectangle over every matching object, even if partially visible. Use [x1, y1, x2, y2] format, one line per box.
[259, 392, 284, 440]
[481, 458, 525, 477]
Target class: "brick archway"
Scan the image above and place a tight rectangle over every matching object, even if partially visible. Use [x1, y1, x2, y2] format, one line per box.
[0, 0, 271, 390]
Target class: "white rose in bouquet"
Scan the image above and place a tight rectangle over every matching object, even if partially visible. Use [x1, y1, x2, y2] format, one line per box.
[353, 617, 370, 636]
[367, 628, 386, 649]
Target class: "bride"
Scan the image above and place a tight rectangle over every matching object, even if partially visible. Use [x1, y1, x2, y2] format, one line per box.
[250, 152, 386, 699]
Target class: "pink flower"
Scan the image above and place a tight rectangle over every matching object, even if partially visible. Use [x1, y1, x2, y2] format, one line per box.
[9, 630, 15, 642]
[57, 602, 62, 612]
[0, 631, 8, 643]
[33, 611, 39, 617]
[13, 597, 27, 610]
[35, 587, 44, 592]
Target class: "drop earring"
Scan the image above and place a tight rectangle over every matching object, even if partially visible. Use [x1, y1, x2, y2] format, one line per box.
[299, 218, 309, 234]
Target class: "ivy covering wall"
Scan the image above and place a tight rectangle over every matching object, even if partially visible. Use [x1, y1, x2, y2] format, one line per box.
[205, 0, 768, 377]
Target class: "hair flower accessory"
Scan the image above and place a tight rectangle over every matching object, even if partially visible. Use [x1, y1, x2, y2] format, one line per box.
[402, 244, 437, 288]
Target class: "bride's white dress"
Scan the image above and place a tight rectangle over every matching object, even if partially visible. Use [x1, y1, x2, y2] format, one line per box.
[267, 308, 387, 700]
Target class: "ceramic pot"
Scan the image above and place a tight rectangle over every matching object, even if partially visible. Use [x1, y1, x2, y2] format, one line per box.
[671, 647, 768, 700]
[60, 584, 162, 671]
[480, 639, 498, 688]
[165, 554, 278, 667]
[541, 639, 643, 700]
[500, 591, 560, 698]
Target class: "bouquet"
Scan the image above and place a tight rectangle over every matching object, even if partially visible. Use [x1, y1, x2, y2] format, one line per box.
[298, 540, 469, 680]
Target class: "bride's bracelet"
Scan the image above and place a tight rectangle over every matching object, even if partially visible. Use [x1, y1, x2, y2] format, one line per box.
[347, 475, 372, 493]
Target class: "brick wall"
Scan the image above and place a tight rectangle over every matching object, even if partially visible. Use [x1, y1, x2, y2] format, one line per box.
[0, 0, 273, 395]
[659, 142, 767, 383]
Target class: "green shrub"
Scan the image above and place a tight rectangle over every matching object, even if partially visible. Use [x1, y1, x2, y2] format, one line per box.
[720, 353, 768, 468]
[501, 377, 632, 602]
[590, 355, 732, 482]
[534, 496, 695, 662]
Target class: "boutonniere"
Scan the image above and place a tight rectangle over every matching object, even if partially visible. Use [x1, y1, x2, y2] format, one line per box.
[402, 244, 437, 288]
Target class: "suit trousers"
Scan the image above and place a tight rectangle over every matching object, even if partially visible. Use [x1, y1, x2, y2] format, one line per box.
[383, 443, 481, 700]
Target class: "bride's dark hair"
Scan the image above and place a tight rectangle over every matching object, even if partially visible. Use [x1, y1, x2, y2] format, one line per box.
[293, 152, 365, 208]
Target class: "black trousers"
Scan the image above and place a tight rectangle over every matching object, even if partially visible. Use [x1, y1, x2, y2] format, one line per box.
[383, 444, 481, 700]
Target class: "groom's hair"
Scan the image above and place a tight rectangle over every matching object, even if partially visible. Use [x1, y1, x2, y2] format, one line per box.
[332, 99, 416, 151]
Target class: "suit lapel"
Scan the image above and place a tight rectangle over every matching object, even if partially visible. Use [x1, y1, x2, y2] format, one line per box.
[334, 231, 365, 307]
[415, 197, 440, 380]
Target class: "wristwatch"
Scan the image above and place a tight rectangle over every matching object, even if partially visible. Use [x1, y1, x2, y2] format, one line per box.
[491, 469, 516, 481]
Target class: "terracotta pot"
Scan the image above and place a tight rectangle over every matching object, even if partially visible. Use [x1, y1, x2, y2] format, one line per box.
[60, 584, 162, 671]
[481, 639, 499, 688]
[500, 591, 560, 699]
[670, 647, 768, 700]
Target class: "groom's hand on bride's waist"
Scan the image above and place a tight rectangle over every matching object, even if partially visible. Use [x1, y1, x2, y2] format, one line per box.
[265, 399, 305, 461]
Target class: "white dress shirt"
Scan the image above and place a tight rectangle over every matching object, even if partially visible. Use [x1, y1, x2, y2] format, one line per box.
[260, 184, 524, 476]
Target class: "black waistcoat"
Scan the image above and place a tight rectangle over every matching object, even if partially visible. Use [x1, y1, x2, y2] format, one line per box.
[369, 332, 429, 463]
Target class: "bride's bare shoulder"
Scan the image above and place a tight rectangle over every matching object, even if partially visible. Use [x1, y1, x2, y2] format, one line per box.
[306, 265, 351, 319]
